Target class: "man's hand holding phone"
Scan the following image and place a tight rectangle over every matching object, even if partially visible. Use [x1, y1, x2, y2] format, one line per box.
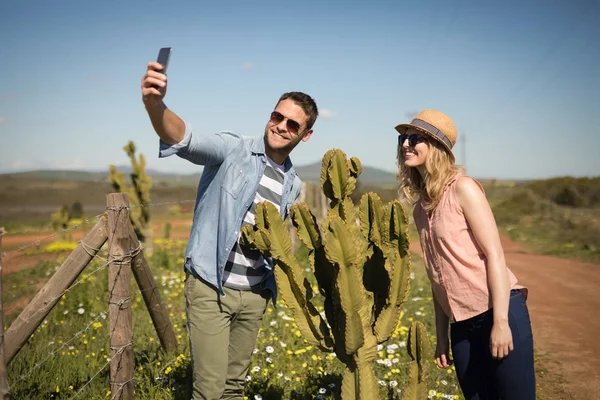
[141, 47, 185, 145]
[141, 47, 171, 108]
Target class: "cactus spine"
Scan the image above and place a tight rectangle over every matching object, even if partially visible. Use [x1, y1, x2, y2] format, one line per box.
[241, 149, 421, 400]
[109, 141, 152, 245]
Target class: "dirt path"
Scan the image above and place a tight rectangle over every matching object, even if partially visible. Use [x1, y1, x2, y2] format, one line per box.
[411, 237, 600, 400]
[1, 232, 85, 273]
[501, 238, 600, 400]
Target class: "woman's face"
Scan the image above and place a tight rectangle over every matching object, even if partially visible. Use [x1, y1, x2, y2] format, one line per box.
[400, 128, 430, 171]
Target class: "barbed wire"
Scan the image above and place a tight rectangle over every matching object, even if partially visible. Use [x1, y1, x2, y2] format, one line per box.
[8, 243, 144, 396]
[7, 255, 110, 346]
[129, 199, 196, 209]
[3, 197, 196, 397]
[2, 212, 107, 259]
[8, 310, 109, 390]
[110, 374, 135, 400]
[66, 342, 132, 400]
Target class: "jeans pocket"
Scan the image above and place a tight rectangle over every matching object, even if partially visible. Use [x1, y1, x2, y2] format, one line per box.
[508, 296, 533, 343]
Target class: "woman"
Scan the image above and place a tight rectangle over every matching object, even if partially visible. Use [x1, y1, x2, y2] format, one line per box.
[395, 110, 536, 399]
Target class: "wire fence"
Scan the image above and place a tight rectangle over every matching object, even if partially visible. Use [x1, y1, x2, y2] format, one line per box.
[1, 198, 196, 398]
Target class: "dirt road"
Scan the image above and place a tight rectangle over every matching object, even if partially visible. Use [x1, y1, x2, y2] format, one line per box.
[501, 238, 600, 400]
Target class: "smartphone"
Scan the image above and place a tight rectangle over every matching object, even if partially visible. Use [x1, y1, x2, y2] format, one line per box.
[156, 47, 172, 74]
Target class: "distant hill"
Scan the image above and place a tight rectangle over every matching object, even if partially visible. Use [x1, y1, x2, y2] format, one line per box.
[295, 162, 397, 185]
[2, 168, 202, 187]
[1, 162, 398, 187]
[4, 170, 107, 181]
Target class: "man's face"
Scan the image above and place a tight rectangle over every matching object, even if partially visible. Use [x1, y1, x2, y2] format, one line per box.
[263, 99, 313, 163]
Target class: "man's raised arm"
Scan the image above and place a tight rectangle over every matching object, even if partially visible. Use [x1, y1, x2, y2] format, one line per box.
[141, 61, 185, 145]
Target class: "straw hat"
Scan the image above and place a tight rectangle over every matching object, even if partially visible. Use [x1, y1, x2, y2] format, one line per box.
[395, 109, 457, 161]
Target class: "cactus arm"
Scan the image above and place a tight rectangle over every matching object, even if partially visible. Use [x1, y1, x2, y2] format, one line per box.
[345, 156, 362, 195]
[407, 321, 431, 380]
[389, 200, 410, 257]
[108, 164, 126, 192]
[401, 362, 428, 400]
[324, 214, 368, 355]
[240, 226, 271, 254]
[321, 149, 350, 203]
[348, 156, 362, 177]
[273, 266, 334, 352]
[341, 365, 379, 400]
[243, 202, 334, 351]
[135, 153, 152, 225]
[320, 150, 336, 200]
[360, 193, 392, 324]
[341, 334, 379, 400]
[372, 250, 411, 342]
[109, 142, 152, 243]
[402, 321, 430, 399]
[359, 193, 385, 248]
[290, 204, 335, 297]
[290, 203, 322, 250]
[341, 368, 358, 400]
[340, 197, 356, 223]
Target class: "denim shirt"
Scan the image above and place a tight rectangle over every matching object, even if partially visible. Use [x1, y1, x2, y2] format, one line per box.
[159, 121, 303, 303]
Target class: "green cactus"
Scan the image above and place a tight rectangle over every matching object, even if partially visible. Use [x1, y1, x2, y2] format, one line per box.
[241, 149, 418, 400]
[50, 205, 71, 238]
[401, 321, 431, 400]
[109, 141, 152, 245]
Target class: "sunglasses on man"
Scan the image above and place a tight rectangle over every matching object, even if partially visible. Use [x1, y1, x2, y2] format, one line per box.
[270, 111, 302, 135]
[398, 133, 428, 147]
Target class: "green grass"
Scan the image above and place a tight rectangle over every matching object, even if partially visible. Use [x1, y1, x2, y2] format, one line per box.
[5, 238, 464, 399]
[485, 184, 600, 264]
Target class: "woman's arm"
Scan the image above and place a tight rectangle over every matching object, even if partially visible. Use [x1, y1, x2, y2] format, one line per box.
[432, 291, 453, 368]
[455, 176, 513, 359]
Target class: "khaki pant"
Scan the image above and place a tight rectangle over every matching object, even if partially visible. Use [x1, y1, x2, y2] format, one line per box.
[185, 273, 269, 400]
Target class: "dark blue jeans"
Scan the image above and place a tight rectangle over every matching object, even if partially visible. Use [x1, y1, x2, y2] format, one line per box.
[450, 290, 536, 400]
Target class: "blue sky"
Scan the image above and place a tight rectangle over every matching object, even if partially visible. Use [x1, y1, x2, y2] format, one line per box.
[1, 0, 599, 179]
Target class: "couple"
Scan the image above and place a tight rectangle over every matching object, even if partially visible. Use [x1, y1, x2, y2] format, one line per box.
[141, 61, 536, 400]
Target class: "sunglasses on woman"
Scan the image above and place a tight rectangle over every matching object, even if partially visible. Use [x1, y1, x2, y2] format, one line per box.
[270, 111, 301, 135]
[398, 133, 428, 147]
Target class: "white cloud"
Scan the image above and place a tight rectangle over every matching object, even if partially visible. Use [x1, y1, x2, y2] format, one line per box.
[242, 62, 257, 70]
[320, 109, 336, 118]
[1, 157, 94, 172]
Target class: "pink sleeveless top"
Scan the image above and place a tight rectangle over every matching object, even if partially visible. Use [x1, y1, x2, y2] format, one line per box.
[413, 175, 520, 322]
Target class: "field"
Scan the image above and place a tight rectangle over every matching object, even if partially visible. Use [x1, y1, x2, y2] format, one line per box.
[2, 173, 599, 399]
[2, 212, 463, 399]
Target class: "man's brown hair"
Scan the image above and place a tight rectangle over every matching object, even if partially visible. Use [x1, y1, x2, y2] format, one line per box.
[277, 92, 319, 131]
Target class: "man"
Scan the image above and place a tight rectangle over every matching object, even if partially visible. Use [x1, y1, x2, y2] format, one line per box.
[141, 60, 318, 399]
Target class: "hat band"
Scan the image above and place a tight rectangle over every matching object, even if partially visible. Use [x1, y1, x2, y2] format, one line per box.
[412, 118, 453, 149]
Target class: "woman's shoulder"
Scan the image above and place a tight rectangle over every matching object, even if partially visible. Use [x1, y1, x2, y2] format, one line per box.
[454, 175, 484, 192]
[454, 175, 486, 207]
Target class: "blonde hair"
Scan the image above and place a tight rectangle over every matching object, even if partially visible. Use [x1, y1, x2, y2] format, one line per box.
[397, 139, 463, 211]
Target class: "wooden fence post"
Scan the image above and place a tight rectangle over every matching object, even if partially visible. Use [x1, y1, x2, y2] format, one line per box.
[4, 217, 108, 364]
[107, 194, 134, 399]
[127, 225, 178, 352]
[0, 227, 9, 399]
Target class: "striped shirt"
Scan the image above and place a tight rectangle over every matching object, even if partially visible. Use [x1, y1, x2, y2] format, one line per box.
[222, 157, 285, 290]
